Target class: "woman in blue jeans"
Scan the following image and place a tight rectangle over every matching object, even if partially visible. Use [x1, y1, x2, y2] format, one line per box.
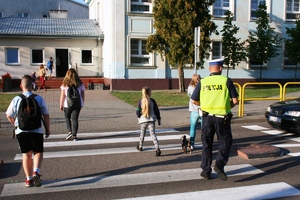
[187, 74, 201, 151]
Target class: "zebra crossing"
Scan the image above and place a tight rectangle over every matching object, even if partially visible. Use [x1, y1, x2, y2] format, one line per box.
[242, 125, 300, 156]
[2, 127, 300, 199]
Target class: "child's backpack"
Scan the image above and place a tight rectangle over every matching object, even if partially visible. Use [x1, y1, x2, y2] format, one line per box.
[17, 94, 42, 130]
[67, 85, 81, 109]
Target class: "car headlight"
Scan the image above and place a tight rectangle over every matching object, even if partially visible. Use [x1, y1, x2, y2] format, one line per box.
[267, 107, 271, 112]
[284, 111, 300, 117]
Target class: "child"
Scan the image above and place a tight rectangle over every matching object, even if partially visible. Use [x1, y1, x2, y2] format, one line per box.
[136, 86, 161, 156]
[30, 71, 37, 91]
[188, 74, 202, 151]
[47, 57, 54, 79]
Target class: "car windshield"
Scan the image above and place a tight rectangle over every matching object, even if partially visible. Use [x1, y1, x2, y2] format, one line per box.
[283, 98, 300, 104]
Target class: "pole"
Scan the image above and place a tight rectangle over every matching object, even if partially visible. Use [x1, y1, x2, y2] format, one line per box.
[194, 27, 200, 74]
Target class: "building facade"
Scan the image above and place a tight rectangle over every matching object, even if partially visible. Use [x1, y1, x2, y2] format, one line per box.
[0, 0, 88, 19]
[0, 18, 103, 80]
[85, 0, 300, 90]
[0, 0, 104, 82]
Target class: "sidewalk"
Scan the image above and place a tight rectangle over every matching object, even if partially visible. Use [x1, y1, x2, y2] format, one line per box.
[0, 89, 276, 136]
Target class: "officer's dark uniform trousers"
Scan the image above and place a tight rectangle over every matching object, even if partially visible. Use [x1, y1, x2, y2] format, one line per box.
[201, 114, 233, 175]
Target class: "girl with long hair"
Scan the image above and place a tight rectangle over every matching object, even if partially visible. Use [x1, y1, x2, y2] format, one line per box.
[136, 86, 161, 156]
[38, 64, 47, 91]
[188, 74, 201, 151]
[59, 68, 85, 141]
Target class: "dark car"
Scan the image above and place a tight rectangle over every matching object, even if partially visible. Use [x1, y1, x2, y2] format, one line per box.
[265, 98, 300, 133]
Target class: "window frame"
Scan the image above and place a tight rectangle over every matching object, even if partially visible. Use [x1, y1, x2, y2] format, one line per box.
[285, 0, 300, 22]
[129, 0, 153, 14]
[81, 49, 93, 65]
[283, 42, 298, 68]
[5, 48, 20, 65]
[249, 0, 271, 21]
[247, 58, 267, 69]
[128, 37, 153, 67]
[211, 0, 234, 19]
[210, 41, 231, 69]
[17, 13, 29, 18]
[31, 49, 44, 65]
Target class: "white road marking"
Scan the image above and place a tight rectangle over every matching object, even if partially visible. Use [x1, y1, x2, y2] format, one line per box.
[261, 130, 287, 135]
[117, 182, 300, 200]
[241, 125, 270, 131]
[242, 126, 300, 157]
[44, 134, 188, 147]
[49, 128, 179, 139]
[288, 152, 300, 156]
[288, 152, 300, 157]
[274, 144, 300, 148]
[14, 143, 202, 160]
[290, 137, 300, 143]
[0, 164, 263, 197]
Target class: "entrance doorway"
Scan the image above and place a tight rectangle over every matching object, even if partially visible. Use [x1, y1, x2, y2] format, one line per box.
[55, 49, 69, 77]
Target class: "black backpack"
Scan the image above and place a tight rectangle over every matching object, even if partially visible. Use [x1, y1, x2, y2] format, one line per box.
[17, 94, 42, 130]
[67, 85, 81, 109]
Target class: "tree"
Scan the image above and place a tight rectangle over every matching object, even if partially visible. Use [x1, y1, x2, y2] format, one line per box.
[221, 11, 246, 77]
[285, 20, 300, 82]
[146, 0, 217, 92]
[246, 2, 281, 82]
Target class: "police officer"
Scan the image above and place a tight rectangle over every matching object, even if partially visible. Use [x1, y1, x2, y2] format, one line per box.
[191, 58, 238, 181]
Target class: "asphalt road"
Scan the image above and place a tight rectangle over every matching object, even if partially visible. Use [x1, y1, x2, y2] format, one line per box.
[1, 119, 300, 200]
[1, 90, 300, 199]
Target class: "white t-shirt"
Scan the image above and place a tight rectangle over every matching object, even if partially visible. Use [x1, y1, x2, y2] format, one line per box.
[188, 85, 200, 112]
[60, 84, 85, 108]
[6, 92, 49, 135]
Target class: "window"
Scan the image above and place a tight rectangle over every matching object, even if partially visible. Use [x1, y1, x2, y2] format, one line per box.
[213, 0, 231, 18]
[130, 39, 151, 66]
[250, 0, 266, 20]
[284, 56, 297, 67]
[130, 0, 152, 13]
[212, 41, 223, 59]
[18, 13, 29, 18]
[286, 0, 300, 21]
[284, 42, 297, 67]
[6, 48, 19, 65]
[248, 57, 265, 68]
[82, 50, 92, 64]
[211, 41, 233, 69]
[249, 59, 264, 66]
[31, 49, 43, 64]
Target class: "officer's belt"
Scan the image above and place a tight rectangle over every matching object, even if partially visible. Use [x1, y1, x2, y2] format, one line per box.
[208, 113, 226, 118]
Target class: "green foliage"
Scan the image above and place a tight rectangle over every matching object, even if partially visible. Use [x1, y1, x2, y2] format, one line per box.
[221, 11, 246, 77]
[110, 87, 300, 108]
[0, 93, 18, 112]
[146, 0, 218, 92]
[285, 20, 300, 81]
[111, 91, 189, 107]
[246, 2, 282, 81]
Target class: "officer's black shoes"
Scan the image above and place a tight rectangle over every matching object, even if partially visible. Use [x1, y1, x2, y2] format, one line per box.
[200, 172, 211, 180]
[213, 165, 227, 181]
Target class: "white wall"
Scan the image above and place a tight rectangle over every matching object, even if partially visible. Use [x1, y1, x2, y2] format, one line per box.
[0, 38, 99, 78]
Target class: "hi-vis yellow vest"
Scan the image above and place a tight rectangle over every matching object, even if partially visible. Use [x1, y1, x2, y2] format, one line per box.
[200, 75, 231, 115]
